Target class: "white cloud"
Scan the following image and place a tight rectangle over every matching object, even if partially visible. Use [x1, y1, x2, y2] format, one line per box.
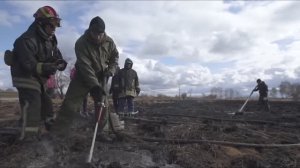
[209, 30, 253, 54]
[0, 10, 21, 26]
[56, 21, 81, 66]
[1, 1, 300, 96]
[6, 1, 66, 19]
[0, 52, 12, 88]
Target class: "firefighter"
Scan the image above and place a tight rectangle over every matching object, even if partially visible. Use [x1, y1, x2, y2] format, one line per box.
[253, 79, 271, 112]
[55, 16, 119, 136]
[118, 58, 140, 116]
[5, 6, 67, 140]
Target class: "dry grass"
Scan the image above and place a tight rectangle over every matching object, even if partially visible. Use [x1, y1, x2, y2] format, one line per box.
[0, 91, 18, 98]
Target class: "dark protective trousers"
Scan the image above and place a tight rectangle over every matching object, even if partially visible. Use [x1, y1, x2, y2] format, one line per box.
[258, 95, 270, 112]
[112, 95, 119, 113]
[118, 96, 134, 113]
[82, 95, 88, 113]
[17, 88, 53, 128]
[57, 77, 108, 133]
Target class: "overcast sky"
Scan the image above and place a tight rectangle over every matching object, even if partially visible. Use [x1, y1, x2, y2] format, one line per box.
[0, 1, 300, 96]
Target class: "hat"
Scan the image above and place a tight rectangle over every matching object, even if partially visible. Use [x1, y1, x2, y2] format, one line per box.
[89, 16, 105, 33]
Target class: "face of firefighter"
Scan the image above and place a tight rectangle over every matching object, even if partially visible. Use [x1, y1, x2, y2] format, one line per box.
[43, 19, 60, 36]
[125, 63, 132, 69]
[90, 30, 104, 44]
[44, 24, 56, 36]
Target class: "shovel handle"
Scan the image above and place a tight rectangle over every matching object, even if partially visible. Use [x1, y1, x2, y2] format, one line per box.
[87, 105, 103, 163]
[238, 91, 254, 113]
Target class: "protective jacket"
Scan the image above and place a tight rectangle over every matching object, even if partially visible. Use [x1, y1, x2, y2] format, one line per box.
[118, 59, 140, 98]
[57, 31, 119, 131]
[254, 81, 268, 97]
[74, 31, 119, 90]
[11, 22, 64, 93]
[109, 74, 120, 98]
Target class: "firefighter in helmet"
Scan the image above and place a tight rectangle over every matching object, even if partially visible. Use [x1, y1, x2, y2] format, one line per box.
[6, 6, 67, 140]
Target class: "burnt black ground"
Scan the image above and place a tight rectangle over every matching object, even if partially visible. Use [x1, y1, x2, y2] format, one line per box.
[1, 98, 300, 168]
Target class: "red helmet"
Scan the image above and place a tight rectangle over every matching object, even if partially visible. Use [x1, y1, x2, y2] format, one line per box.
[33, 6, 61, 27]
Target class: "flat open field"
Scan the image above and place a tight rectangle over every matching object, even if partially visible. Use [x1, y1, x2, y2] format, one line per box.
[0, 97, 300, 168]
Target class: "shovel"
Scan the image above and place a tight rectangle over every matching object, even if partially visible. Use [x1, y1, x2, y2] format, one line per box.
[235, 90, 254, 115]
[87, 102, 104, 163]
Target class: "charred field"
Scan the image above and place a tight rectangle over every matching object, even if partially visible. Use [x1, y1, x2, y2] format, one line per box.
[0, 97, 300, 168]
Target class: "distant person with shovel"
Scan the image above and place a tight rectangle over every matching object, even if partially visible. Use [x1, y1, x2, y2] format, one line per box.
[4, 6, 67, 140]
[253, 79, 270, 112]
[54, 16, 119, 138]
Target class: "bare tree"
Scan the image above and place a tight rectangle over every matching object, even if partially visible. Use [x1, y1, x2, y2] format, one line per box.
[178, 84, 181, 99]
[55, 71, 70, 99]
[188, 89, 193, 97]
[5, 88, 15, 92]
[270, 87, 277, 98]
[291, 83, 300, 101]
[210, 87, 223, 99]
[278, 81, 300, 100]
[224, 88, 234, 99]
[279, 81, 292, 98]
[181, 93, 187, 100]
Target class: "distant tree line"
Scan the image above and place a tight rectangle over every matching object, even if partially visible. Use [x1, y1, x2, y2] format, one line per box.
[0, 88, 16, 92]
[55, 71, 70, 99]
[2, 73, 299, 101]
[276, 81, 300, 100]
[210, 87, 240, 99]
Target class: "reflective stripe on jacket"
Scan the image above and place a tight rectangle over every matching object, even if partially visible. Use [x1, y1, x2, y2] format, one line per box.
[118, 68, 139, 97]
[11, 22, 62, 92]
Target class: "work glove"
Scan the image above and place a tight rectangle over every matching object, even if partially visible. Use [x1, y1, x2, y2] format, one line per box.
[96, 70, 112, 80]
[136, 87, 141, 96]
[41, 63, 57, 76]
[90, 86, 106, 102]
[55, 59, 67, 71]
[103, 69, 113, 77]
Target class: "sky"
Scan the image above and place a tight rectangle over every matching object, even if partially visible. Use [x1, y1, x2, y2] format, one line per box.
[0, 0, 300, 96]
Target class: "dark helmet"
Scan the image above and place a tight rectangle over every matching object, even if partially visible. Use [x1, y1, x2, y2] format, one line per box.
[33, 6, 61, 27]
[124, 58, 133, 69]
[257, 79, 262, 83]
